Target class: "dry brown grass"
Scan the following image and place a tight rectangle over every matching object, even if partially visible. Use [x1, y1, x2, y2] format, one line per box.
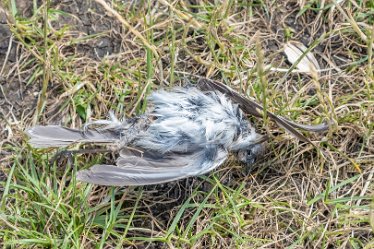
[0, 0, 373, 248]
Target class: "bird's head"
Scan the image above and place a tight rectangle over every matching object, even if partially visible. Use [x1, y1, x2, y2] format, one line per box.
[237, 141, 266, 165]
[231, 133, 267, 165]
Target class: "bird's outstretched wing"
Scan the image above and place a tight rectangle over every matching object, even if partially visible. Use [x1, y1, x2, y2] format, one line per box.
[76, 146, 228, 186]
[197, 78, 330, 144]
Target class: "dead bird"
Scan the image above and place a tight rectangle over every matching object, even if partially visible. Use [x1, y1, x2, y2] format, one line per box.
[27, 79, 329, 186]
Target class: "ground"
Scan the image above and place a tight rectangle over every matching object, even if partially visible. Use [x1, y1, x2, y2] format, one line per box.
[0, 0, 373, 248]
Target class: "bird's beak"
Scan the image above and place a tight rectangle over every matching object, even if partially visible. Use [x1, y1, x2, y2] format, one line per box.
[252, 135, 269, 145]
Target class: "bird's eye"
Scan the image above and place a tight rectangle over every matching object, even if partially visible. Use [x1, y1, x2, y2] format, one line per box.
[245, 149, 256, 164]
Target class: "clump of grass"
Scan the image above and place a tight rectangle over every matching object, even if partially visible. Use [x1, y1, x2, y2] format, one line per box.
[0, 0, 373, 248]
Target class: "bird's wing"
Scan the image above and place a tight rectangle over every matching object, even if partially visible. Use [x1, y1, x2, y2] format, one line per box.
[197, 78, 330, 144]
[76, 146, 228, 186]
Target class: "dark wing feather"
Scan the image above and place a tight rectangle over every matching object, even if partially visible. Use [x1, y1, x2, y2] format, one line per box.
[76, 147, 228, 186]
[197, 79, 330, 144]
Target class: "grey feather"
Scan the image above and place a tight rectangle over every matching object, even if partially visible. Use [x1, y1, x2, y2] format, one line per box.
[77, 147, 228, 186]
[27, 125, 119, 148]
[27, 81, 329, 186]
[197, 78, 331, 144]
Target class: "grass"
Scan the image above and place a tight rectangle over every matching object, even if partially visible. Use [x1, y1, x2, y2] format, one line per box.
[0, 0, 373, 248]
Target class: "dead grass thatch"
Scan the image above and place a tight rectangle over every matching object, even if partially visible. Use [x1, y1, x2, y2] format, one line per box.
[0, 0, 373, 248]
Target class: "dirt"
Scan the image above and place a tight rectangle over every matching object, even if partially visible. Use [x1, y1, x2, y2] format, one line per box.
[0, 0, 123, 139]
[51, 0, 123, 59]
[1, 1, 372, 247]
[0, 0, 197, 233]
[0, 0, 124, 187]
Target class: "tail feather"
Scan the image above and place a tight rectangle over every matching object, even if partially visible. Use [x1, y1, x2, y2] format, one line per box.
[27, 125, 119, 148]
